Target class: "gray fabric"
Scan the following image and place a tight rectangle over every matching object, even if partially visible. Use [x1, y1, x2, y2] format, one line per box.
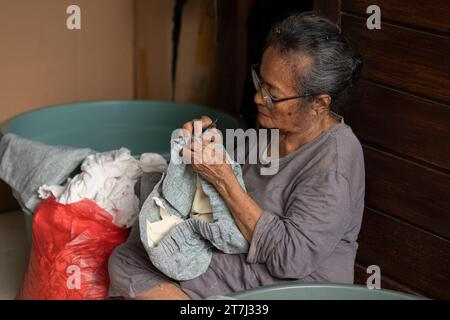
[108, 221, 183, 298]
[108, 118, 365, 299]
[138, 136, 248, 281]
[135, 172, 164, 209]
[0, 133, 93, 214]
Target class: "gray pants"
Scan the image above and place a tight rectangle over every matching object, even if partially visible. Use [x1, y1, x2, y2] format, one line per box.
[107, 220, 294, 300]
[108, 227, 184, 298]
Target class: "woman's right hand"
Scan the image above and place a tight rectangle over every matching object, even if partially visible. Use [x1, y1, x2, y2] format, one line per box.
[181, 116, 214, 137]
[179, 116, 215, 158]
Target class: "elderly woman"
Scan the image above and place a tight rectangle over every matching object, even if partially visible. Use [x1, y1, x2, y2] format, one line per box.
[108, 12, 364, 300]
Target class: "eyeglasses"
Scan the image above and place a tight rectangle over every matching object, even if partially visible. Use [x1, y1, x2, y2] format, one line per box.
[251, 63, 316, 109]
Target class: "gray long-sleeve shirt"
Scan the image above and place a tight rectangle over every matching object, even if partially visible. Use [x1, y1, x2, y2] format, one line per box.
[108, 119, 365, 299]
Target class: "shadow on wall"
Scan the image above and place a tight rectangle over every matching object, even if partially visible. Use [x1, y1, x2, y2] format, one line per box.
[239, 0, 313, 128]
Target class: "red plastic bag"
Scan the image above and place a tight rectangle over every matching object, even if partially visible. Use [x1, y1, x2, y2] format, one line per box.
[17, 197, 129, 300]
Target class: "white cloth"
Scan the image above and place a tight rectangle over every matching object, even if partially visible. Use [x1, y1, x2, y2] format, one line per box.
[38, 148, 167, 228]
[146, 197, 184, 248]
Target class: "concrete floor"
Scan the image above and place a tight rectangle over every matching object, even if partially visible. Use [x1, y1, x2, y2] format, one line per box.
[0, 211, 30, 300]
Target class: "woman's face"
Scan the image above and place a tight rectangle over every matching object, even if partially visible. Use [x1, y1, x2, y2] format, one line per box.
[254, 46, 314, 133]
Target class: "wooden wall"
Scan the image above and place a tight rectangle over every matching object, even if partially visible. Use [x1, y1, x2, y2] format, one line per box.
[315, 0, 450, 298]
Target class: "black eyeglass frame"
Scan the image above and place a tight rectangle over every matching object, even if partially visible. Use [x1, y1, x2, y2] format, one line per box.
[251, 63, 317, 109]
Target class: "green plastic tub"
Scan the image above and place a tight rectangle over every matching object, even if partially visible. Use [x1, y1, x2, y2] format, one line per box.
[227, 282, 423, 300]
[0, 100, 241, 160]
[0, 100, 242, 243]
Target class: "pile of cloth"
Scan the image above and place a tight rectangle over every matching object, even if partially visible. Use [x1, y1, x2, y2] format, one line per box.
[38, 149, 167, 228]
[0, 132, 248, 297]
[0, 133, 167, 228]
[0, 133, 167, 299]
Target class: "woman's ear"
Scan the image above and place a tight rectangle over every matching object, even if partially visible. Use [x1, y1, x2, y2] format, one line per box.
[310, 94, 331, 115]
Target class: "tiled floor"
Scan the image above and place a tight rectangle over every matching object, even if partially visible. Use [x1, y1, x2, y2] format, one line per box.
[0, 211, 31, 300]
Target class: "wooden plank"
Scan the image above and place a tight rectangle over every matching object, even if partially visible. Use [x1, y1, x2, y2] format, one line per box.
[313, 0, 342, 25]
[0, 180, 19, 213]
[216, 0, 239, 114]
[346, 80, 450, 171]
[234, 0, 256, 114]
[356, 207, 450, 299]
[342, 0, 450, 34]
[363, 147, 450, 240]
[341, 14, 450, 104]
[354, 263, 425, 298]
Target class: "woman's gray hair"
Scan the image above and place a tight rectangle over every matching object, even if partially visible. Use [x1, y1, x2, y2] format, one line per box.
[265, 12, 363, 113]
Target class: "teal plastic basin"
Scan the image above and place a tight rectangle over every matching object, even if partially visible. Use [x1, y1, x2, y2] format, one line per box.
[0, 100, 241, 160]
[227, 282, 423, 300]
[0, 100, 241, 244]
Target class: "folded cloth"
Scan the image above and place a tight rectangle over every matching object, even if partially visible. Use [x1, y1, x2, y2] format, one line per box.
[139, 136, 248, 281]
[39, 148, 167, 228]
[0, 133, 93, 215]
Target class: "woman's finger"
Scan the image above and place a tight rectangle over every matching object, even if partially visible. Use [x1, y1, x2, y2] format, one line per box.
[181, 120, 194, 137]
[202, 128, 222, 144]
[181, 146, 194, 163]
[192, 149, 203, 165]
[190, 138, 203, 154]
[183, 116, 212, 137]
[200, 116, 213, 129]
